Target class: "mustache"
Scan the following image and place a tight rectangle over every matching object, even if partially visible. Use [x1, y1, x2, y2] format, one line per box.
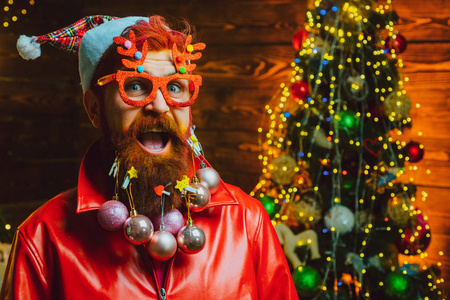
[112, 114, 187, 149]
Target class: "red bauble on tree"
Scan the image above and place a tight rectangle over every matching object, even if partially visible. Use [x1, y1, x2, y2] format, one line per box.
[396, 208, 431, 255]
[291, 81, 309, 101]
[292, 30, 309, 51]
[405, 141, 424, 162]
[385, 33, 407, 53]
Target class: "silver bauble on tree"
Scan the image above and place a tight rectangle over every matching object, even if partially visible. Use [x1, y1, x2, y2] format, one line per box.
[324, 205, 355, 235]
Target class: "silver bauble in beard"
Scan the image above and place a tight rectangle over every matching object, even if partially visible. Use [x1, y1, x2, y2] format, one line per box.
[152, 209, 185, 236]
[187, 182, 211, 212]
[196, 166, 220, 194]
[146, 231, 178, 260]
[123, 214, 154, 245]
[98, 200, 129, 231]
[177, 224, 206, 254]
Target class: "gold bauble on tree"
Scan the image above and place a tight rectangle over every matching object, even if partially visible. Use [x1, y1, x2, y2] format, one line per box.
[289, 190, 323, 226]
[383, 92, 411, 121]
[269, 154, 297, 186]
[386, 193, 411, 228]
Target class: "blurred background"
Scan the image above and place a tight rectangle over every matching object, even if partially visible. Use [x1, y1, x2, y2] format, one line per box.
[0, 0, 448, 289]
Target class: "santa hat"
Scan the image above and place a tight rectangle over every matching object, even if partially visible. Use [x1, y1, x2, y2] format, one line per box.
[17, 15, 147, 92]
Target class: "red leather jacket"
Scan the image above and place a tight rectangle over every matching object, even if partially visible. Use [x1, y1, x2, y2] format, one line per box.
[1, 142, 298, 299]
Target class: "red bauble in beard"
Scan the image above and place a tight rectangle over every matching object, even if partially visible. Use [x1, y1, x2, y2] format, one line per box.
[110, 114, 190, 217]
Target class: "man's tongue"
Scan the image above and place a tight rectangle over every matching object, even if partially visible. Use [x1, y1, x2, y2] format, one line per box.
[140, 132, 165, 151]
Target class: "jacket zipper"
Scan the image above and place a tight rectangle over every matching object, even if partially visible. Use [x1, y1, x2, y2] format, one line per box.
[160, 288, 166, 300]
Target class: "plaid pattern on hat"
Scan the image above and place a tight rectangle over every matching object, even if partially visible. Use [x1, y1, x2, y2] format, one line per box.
[35, 15, 118, 54]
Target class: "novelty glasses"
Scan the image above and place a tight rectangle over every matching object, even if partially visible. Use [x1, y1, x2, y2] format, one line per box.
[97, 70, 202, 108]
[96, 30, 205, 108]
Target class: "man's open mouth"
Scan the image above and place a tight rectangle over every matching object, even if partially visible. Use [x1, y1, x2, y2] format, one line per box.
[137, 129, 172, 155]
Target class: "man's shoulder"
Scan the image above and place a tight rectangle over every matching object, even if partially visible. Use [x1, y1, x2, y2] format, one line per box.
[18, 188, 78, 233]
[221, 183, 265, 212]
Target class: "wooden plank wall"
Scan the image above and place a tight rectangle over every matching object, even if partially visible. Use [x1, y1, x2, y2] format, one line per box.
[0, 0, 449, 288]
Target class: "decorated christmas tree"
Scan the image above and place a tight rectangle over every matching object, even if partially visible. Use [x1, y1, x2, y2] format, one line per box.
[251, 0, 446, 299]
[0, 212, 12, 286]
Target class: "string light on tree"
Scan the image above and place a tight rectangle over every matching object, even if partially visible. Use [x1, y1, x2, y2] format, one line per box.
[252, 0, 445, 298]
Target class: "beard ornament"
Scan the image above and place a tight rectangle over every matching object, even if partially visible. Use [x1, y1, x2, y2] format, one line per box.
[147, 184, 179, 260]
[120, 166, 154, 245]
[196, 162, 220, 195]
[98, 157, 129, 231]
[106, 114, 190, 217]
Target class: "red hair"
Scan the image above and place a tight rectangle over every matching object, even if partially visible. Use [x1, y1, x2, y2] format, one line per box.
[129, 16, 192, 53]
[90, 15, 194, 92]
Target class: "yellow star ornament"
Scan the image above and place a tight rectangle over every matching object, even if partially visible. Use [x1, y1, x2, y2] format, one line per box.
[190, 135, 199, 146]
[127, 166, 138, 179]
[175, 175, 191, 192]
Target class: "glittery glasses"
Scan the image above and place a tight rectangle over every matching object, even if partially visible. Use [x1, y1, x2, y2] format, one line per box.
[97, 30, 205, 108]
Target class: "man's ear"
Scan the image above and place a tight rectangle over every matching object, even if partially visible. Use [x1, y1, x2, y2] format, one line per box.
[83, 89, 102, 128]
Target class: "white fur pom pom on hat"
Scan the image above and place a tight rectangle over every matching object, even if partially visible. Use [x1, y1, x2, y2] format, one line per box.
[17, 35, 41, 60]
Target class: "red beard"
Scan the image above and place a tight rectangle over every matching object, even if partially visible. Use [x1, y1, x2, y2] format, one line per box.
[109, 114, 190, 217]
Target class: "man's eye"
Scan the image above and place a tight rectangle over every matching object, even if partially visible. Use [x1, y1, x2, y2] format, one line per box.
[167, 84, 181, 93]
[126, 82, 144, 91]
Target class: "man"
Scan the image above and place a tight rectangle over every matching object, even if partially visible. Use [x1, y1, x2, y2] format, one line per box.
[1, 15, 298, 299]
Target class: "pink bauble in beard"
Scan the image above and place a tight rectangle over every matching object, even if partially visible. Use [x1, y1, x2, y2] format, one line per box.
[98, 200, 129, 231]
[152, 208, 185, 235]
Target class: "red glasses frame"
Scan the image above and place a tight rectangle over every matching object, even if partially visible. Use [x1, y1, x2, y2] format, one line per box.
[97, 70, 202, 108]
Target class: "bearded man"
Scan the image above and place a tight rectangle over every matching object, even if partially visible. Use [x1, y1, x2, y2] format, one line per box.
[1, 15, 298, 299]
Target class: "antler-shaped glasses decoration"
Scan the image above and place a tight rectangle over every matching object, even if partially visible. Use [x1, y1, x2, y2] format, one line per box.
[173, 35, 206, 74]
[97, 30, 205, 108]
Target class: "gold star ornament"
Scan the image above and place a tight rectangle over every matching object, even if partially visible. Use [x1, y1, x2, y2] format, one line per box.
[127, 166, 138, 179]
[175, 175, 191, 192]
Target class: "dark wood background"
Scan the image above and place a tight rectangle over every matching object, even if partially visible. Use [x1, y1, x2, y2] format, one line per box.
[0, 0, 449, 287]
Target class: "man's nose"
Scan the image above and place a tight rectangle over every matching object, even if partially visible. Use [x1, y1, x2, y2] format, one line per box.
[144, 89, 170, 114]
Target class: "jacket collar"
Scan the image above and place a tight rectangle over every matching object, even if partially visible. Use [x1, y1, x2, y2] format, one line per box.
[77, 140, 238, 213]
